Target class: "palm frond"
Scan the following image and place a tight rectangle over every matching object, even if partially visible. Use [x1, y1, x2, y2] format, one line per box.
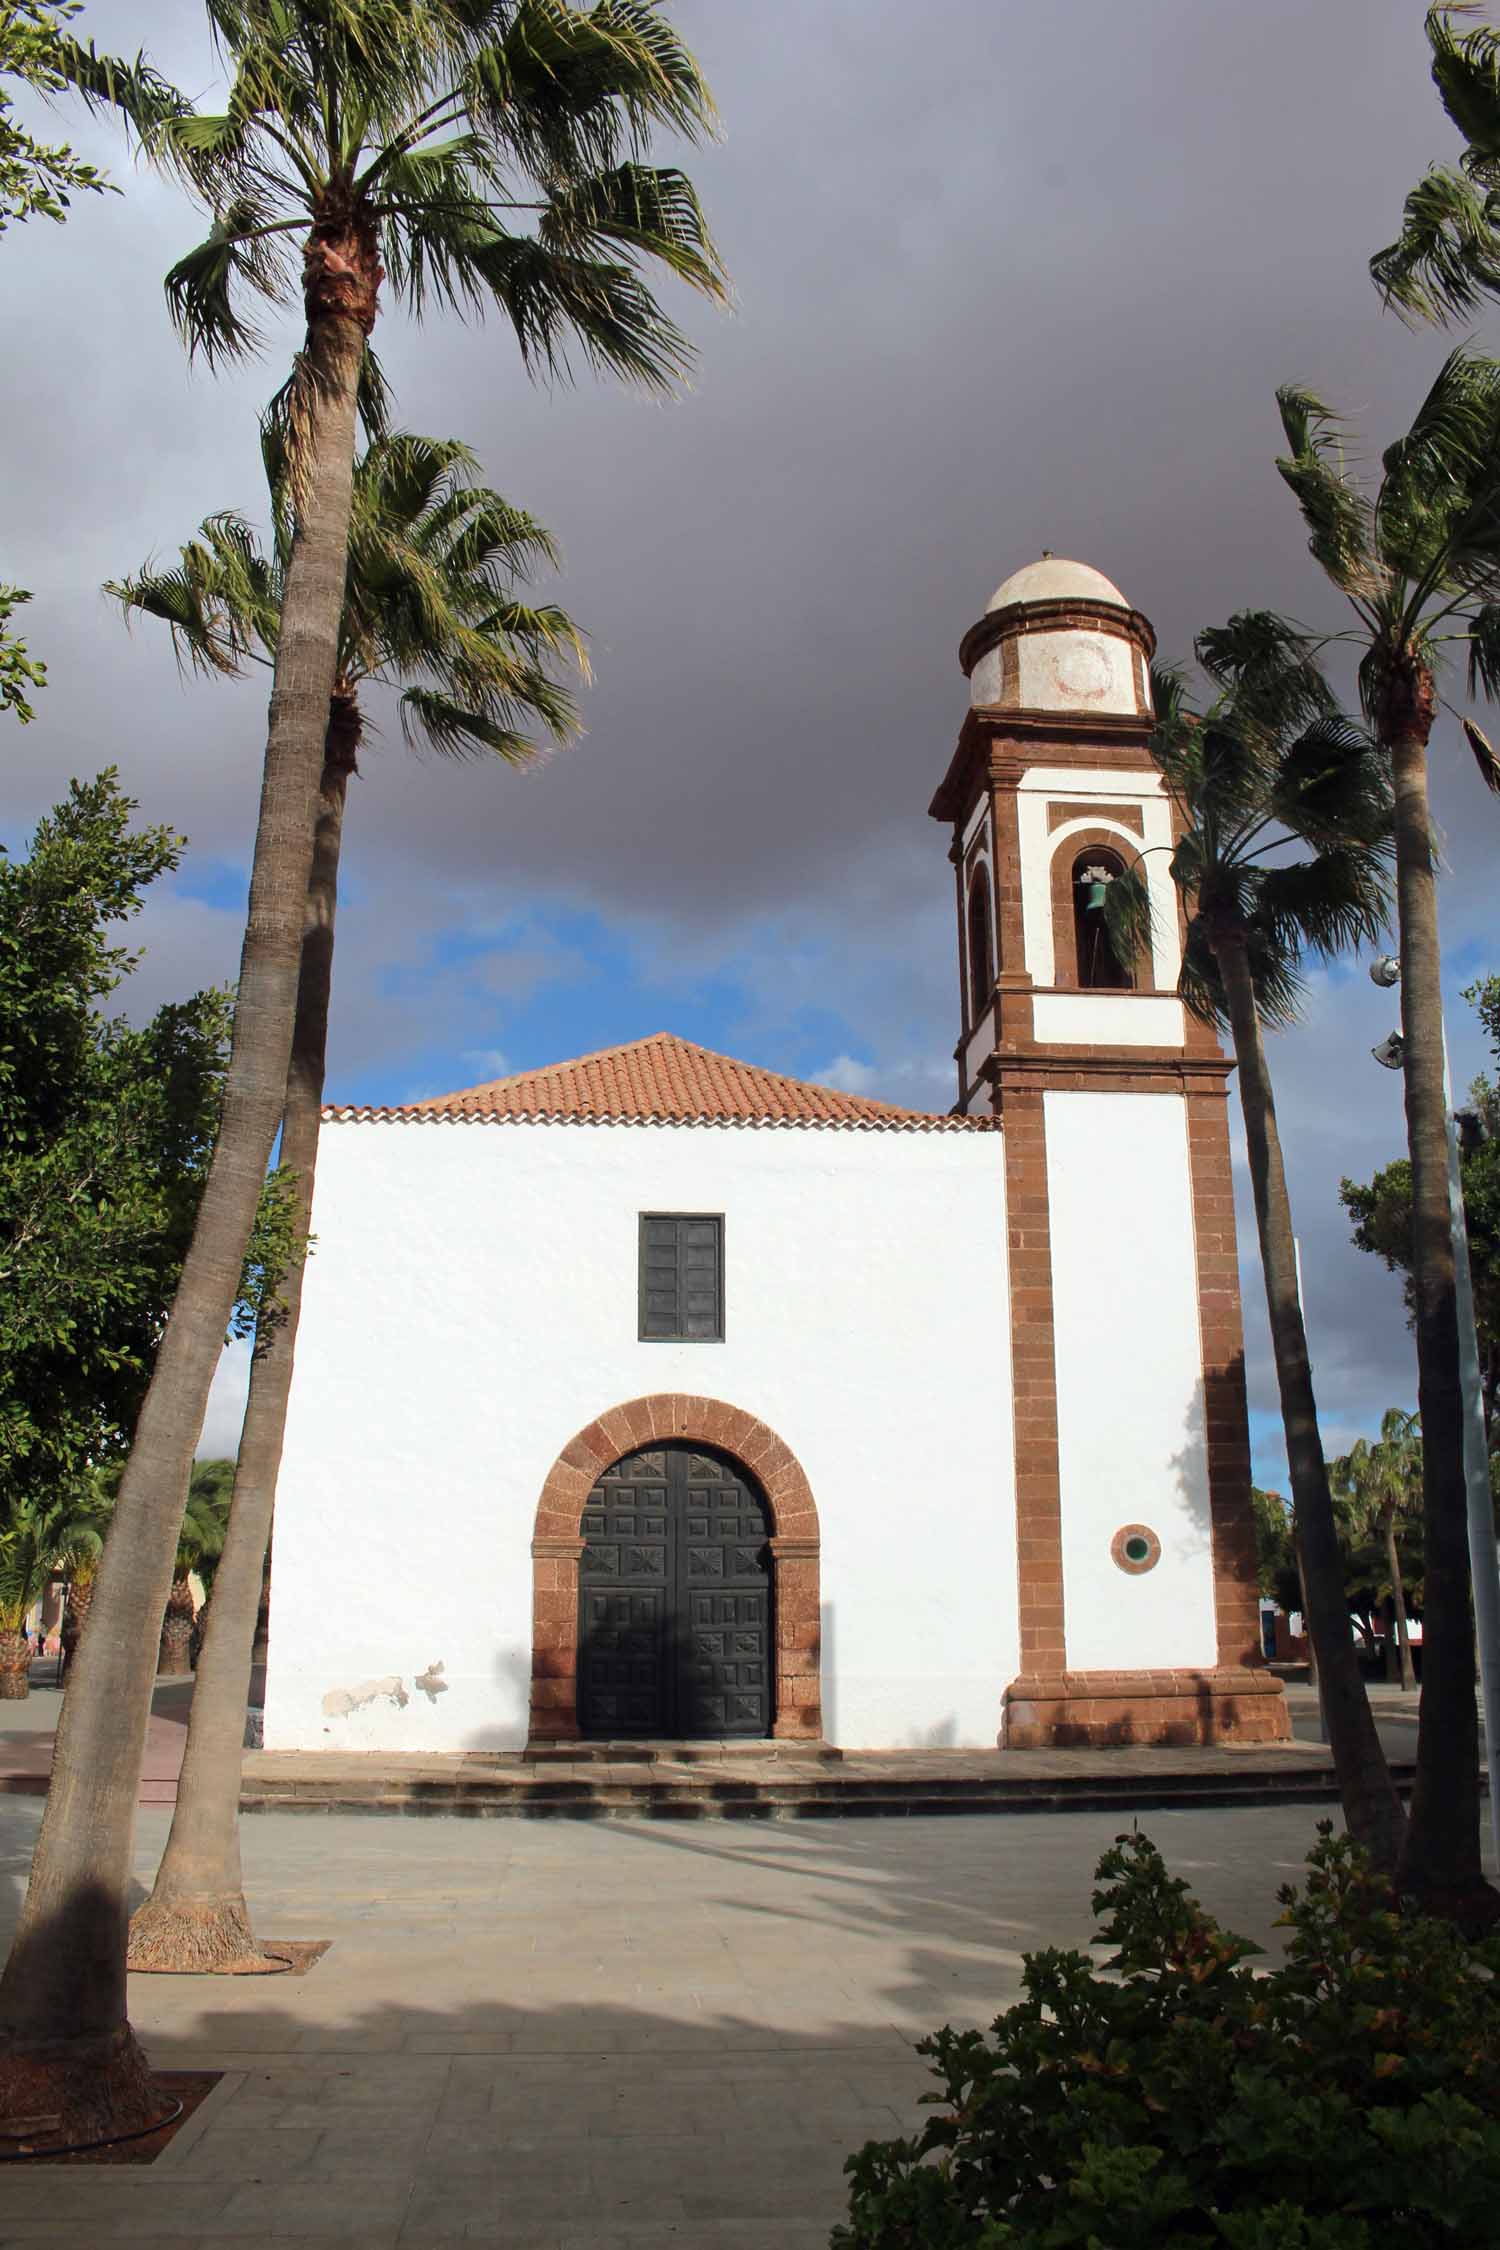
[1196, 610, 1335, 742]
[1100, 860, 1155, 980]
[1257, 847, 1392, 964]
[1430, 6, 1500, 178]
[1152, 622, 1393, 1035]
[49, 33, 192, 143]
[464, 0, 717, 178]
[105, 513, 279, 677]
[1237, 920, 1308, 1032]
[463, 228, 694, 387]
[538, 163, 724, 299]
[151, 106, 258, 200]
[1268, 714, 1392, 851]
[164, 199, 294, 363]
[1376, 344, 1500, 589]
[1465, 598, 1500, 696]
[398, 685, 546, 762]
[1462, 713, 1500, 793]
[1371, 164, 1500, 326]
[1274, 386, 1384, 601]
[357, 343, 393, 442]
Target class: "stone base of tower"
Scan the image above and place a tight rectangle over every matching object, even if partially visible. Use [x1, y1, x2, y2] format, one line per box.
[1000, 1667, 1290, 1750]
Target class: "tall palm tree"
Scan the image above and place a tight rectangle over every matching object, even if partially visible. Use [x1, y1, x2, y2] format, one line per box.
[1274, 358, 1500, 1926]
[108, 427, 582, 1973]
[1331, 1411, 1423, 1694]
[1109, 615, 1405, 1873]
[4, 0, 720, 2140]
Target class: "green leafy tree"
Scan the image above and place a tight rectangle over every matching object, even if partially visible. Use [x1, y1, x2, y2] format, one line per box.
[0, 1, 114, 230]
[1343, 978, 1500, 1446]
[1110, 616, 1402, 1872]
[0, 587, 45, 723]
[3, 0, 723, 2139]
[110, 427, 582, 1973]
[1331, 1411, 1423, 1691]
[1273, 352, 1500, 1928]
[0, 775, 235, 1588]
[1252, 1484, 1298, 1610]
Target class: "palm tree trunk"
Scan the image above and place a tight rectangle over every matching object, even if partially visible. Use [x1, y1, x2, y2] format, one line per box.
[0, 1631, 30, 1701]
[1382, 1501, 1416, 1693]
[0, 299, 367, 2142]
[1386, 716, 1494, 1924]
[157, 1577, 196, 1678]
[1214, 927, 1406, 1873]
[127, 734, 351, 1974]
[1292, 1531, 1318, 1687]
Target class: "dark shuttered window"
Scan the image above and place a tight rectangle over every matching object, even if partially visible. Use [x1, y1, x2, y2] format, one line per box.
[639, 1214, 724, 1341]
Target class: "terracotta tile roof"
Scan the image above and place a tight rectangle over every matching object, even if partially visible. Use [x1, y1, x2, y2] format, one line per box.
[325, 1032, 988, 1131]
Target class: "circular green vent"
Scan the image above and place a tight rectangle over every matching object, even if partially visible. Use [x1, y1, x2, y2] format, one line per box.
[1112, 1524, 1160, 1574]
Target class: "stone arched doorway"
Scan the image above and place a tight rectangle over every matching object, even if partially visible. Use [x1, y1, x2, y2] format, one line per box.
[530, 1395, 821, 1743]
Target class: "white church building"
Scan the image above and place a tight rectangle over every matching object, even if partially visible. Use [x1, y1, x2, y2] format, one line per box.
[263, 558, 1289, 1757]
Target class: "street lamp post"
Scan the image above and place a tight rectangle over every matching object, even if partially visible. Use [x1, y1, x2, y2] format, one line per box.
[1371, 955, 1500, 1871]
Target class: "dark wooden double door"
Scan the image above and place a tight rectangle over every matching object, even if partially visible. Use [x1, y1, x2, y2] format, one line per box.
[577, 1443, 773, 1738]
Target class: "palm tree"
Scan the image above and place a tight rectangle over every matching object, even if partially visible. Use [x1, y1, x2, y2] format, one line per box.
[1331, 1411, 1424, 1695]
[0, 1500, 93, 1702]
[4, 0, 721, 2139]
[56, 1466, 120, 1685]
[108, 428, 582, 1973]
[157, 1471, 231, 1678]
[1109, 615, 1405, 1873]
[1273, 358, 1500, 1926]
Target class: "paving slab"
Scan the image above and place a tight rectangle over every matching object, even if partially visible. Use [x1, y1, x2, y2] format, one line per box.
[2, 1707, 1492, 2250]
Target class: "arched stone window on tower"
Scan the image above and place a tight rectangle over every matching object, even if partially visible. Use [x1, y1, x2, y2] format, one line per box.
[966, 862, 994, 1023]
[1071, 849, 1134, 990]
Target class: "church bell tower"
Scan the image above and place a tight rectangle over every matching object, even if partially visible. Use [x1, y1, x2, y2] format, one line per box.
[930, 556, 1288, 1748]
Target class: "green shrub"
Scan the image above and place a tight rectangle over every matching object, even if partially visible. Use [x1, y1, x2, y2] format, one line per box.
[833, 1824, 1500, 2248]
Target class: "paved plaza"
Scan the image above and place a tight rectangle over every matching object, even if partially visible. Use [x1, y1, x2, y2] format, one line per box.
[5, 1783, 1480, 2249]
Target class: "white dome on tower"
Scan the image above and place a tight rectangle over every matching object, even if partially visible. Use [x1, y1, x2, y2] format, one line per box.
[961, 553, 1152, 718]
[986, 556, 1129, 613]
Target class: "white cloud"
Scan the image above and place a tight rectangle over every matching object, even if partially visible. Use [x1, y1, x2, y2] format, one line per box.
[815, 1053, 878, 1095]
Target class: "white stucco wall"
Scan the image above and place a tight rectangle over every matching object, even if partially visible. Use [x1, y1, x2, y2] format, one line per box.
[265, 1120, 1018, 1754]
[1031, 994, 1185, 1047]
[1044, 1090, 1218, 1672]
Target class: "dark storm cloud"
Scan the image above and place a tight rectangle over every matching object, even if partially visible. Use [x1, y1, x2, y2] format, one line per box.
[2, 0, 1495, 1466]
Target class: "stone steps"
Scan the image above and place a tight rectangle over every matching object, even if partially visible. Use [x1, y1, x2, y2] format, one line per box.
[239, 1755, 1422, 1821]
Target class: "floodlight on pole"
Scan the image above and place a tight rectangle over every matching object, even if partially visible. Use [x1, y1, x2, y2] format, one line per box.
[1371, 1032, 1406, 1071]
[1370, 955, 1402, 989]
